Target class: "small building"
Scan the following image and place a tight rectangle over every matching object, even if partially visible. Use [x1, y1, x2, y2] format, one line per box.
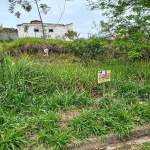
[3, 28, 17, 32]
[0, 28, 18, 41]
[17, 20, 73, 39]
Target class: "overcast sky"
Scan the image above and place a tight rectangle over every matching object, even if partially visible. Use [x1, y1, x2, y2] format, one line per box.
[0, 0, 105, 37]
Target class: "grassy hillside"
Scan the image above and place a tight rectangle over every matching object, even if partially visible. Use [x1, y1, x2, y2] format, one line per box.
[1, 37, 149, 61]
[0, 54, 150, 149]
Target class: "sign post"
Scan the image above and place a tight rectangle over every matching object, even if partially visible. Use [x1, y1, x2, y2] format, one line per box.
[98, 70, 111, 96]
[44, 49, 48, 56]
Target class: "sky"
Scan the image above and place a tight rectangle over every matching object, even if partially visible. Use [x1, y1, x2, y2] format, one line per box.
[0, 0, 105, 38]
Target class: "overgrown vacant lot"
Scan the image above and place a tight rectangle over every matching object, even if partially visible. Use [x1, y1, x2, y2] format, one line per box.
[0, 54, 150, 150]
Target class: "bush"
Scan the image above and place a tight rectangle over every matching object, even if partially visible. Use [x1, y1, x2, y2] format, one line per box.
[2, 38, 69, 55]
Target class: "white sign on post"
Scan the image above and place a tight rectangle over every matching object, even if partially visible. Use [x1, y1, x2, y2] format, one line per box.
[44, 49, 48, 56]
[98, 70, 111, 96]
[98, 70, 111, 84]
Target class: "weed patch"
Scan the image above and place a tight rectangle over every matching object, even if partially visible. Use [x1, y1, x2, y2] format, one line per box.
[0, 55, 150, 149]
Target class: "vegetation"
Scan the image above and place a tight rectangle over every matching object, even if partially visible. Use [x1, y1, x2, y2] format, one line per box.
[86, 0, 150, 35]
[63, 30, 80, 40]
[141, 142, 150, 150]
[1, 37, 149, 61]
[0, 46, 150, 149]
[1, 1, 149, 149]
[1, 38, 69, 55]
[86, 0, 150, 60]
[8, 0, 51, 18]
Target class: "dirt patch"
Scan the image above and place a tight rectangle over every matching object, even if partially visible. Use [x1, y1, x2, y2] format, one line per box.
[64, 125, 150, 150]
[106, 136, 150, 150]
[59, 109, 81, 128]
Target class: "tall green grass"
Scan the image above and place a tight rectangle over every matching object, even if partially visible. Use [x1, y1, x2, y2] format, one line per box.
[0, 55, 150, 149]
[69, 96, 150, 139]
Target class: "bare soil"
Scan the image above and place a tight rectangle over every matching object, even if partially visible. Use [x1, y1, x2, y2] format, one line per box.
[59, 109, 81, 128]
[64, 125, 150, 150]
[106, 136, 150, 150]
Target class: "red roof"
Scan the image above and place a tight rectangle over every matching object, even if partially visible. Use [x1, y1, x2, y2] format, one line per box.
[30, 20, 42, 24]
[3, 28, 17, 31]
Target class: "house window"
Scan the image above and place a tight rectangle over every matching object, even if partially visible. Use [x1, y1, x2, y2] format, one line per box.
[49, 29, 53, 32]
[34, 28, 39, 32]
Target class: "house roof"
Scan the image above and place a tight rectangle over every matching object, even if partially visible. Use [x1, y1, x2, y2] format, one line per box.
[30, 20, 42, 24]
[3, 28, 17, 31]
[17, 20, 73, 27]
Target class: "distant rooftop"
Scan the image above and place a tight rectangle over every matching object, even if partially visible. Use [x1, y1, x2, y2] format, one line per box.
[30, 20, 42, 24]
[3, 28, 17, 32]
[17, 20, 73, 27]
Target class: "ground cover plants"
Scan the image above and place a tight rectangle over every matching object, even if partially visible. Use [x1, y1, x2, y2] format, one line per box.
[2, 36, 149, 61]
[0, 38, 150, 149]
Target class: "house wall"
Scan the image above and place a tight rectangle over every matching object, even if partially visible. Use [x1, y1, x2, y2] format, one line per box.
[17, 23, 73, 39]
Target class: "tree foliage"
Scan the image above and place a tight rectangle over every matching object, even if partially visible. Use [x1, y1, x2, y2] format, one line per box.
[86, 0, 150, 60]
[8, 0, 50, 18]
[8, 0, 51, 38]
[87, 0, 150, 35]
[64, 30, 80, 40]
[8, 0, 72, 38]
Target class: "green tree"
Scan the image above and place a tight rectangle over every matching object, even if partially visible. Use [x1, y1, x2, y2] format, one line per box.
[64, 30, 80, 40]
[86, 0, 150, 60]
[23, 25, 29, 36]
[87, 0, 150, 35]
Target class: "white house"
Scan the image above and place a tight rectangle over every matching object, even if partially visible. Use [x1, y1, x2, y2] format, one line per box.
[17, 20, 73, 39]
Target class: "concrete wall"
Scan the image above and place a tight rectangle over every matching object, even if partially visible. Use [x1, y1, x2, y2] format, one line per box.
[17, 23, 73, 39]
[0, 31, 18, 41]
